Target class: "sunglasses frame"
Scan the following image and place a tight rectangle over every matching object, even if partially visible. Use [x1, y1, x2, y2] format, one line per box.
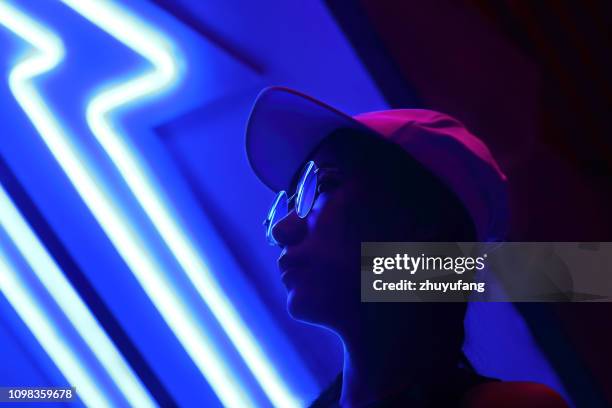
[263, 160, 339, 246]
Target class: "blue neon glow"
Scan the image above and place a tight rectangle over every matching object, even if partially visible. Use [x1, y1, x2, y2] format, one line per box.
[0, 246, 110, 407]
[0, 3, 154, 406]
[0, 1, 254, 406]
[0, 182, 155, 407]
[60, 1, 298, 406]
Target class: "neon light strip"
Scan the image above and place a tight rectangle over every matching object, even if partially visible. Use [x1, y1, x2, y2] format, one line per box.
[0, 2, 252, 406]
[0, 184, 155, 407]
[0, 248, 110, 407]
[59, 1, 298, 405]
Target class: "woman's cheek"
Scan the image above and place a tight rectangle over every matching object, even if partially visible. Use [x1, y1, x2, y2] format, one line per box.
[319, 191, 362, 259]
[309, 191, 351, 240]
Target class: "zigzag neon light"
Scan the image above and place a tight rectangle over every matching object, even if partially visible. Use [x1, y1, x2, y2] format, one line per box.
[0, 4, 151, 406]
[60, 1, 299, 406]
[0, 2, 253, 406]
[0, 183, 154, 407]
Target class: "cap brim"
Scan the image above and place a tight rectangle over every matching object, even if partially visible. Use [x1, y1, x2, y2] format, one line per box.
[246, 86, 371, 192]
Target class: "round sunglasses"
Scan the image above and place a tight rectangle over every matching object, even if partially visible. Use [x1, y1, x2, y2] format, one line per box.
[263, 161, 339, 246]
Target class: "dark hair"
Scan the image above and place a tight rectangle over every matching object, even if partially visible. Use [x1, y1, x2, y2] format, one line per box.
[318, 128, 477, 242]
[310, 128, 476, 369]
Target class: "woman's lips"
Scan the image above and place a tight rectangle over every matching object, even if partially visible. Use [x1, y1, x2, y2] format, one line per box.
[278, 253, 303, 273]
[278, 254, 307, 287]
[280, 267, 300, 287]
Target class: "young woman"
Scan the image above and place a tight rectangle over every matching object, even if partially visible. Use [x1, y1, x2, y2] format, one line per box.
[246, 87, 568, 407]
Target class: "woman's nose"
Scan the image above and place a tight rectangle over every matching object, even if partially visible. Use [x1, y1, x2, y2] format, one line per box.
[271, 210, 308, 247]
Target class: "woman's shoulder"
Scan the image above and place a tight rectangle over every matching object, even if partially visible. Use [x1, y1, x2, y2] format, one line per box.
[308, 374, 342, 408]
[307, 371, 569, 408]
[462, 381, 569, 408]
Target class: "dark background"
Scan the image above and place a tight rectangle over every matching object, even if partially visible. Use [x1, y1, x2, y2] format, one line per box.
[0, 1, 609, 406]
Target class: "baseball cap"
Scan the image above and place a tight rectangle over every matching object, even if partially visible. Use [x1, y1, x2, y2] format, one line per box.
[246, 86, 508, 242]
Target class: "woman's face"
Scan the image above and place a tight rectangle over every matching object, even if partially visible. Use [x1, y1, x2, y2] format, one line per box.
[271, 139, 401, 327]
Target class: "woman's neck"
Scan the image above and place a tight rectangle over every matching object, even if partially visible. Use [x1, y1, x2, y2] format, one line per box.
[338, 322, 456, 407]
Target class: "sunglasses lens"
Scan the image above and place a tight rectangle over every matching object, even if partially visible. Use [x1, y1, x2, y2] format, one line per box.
[296, 161, 317, 218]
[266, 191, 288, 245]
